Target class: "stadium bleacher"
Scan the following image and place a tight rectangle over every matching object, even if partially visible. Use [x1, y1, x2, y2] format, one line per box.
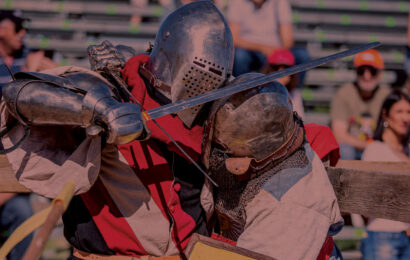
[0, 0, 408, 126]
[291, 0, 408, 124]
[1, 0, 161, 59]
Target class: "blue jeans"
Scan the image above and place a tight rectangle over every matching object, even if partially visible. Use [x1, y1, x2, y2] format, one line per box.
[361, 231, 410, 260]
[0, 194, 33, 260]
[339, 143, 362, 160]
[232, 48, 266, 77]
[291, 47, 310, 89]
[232, 47, 310, 88]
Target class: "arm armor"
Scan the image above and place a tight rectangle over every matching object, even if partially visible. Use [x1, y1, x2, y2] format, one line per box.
[2, 73, 147, 144]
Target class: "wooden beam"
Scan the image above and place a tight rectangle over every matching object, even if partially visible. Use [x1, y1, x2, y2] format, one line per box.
[336, 160, 410, 174]
[327, 166, 410, 223]
[0, 155, 30, 193]
[1, 154, 409, 223]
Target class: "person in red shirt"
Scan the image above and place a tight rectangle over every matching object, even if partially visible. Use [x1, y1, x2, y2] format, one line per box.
[1, 1, 234, 258]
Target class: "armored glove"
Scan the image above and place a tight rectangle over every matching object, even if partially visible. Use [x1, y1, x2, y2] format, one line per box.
[82, 86, 147, 144]
[2, 74, 148, 145]
[82, 85, 148, 144]
[87, 40, 137, 73]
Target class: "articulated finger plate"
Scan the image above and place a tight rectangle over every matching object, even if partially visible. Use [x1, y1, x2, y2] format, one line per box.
[87, 40, 126, 72]
[82, 85, 148, 144]
[103, 103, 146, 144]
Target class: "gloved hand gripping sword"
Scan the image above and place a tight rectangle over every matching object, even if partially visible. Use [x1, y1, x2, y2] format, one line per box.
[87, 41, 382, 187]
[87, 41, 220, 187]
[1, 42, 148, 150]
[1, 40, 381, 185]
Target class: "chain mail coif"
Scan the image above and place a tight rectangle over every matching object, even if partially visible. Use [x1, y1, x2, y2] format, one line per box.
[209, 144, 309, 241]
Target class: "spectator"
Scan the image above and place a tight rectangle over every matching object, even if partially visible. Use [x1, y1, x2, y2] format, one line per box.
[330, 49, 390, 160]
[406, 10, 410, 76]
[0, 193, 33, 260]
[261, 48, 304, 118]
[406, 10, 410, 95]
[129, 0, 148, 26]
[360, 90, 410, 260]
[0, 10, 55, 260]
[172, 0, 226, 14]
[158, 0, 176, 21]
[0, 10, 27, 90]
[159, 0, 215, 21]
[227, 0, 309, 87]
[0, 10, 56, 93]
[175, 0, 218, 8]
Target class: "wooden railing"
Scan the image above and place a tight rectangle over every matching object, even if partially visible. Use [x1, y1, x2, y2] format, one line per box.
[1, 154, 409, 222]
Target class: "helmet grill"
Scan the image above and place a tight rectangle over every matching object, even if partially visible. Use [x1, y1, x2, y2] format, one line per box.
[181, 57, 226, 114]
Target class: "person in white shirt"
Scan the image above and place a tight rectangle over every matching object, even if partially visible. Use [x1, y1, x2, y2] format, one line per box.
[227, 0, 310, 88]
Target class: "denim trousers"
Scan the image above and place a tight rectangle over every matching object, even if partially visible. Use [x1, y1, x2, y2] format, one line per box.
[0, 194, 33, 260]
[361, 231, 410, 260]
[232, 47, 310, 88]
[338, 143, 363, 160]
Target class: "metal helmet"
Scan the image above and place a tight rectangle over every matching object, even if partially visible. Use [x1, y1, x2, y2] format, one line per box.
[145, 0, 234, 128]
[212, 73, 297, 161]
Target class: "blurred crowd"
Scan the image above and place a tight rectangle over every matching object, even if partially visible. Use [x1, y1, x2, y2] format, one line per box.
[0, 0, 409, 260]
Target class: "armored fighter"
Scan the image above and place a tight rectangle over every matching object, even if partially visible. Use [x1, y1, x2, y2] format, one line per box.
[0, 1, 234, 258]
[202, 73, 344, 259]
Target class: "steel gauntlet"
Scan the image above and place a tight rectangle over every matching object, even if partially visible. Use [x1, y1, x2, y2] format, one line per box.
[82, 85, 148, 144]
[2, 78, 148, 144]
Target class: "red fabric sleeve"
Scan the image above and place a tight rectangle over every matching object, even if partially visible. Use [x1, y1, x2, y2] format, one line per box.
[305, 123, 340, 166]
[121, 55, 203, 161]
[121, 54, 150, 104]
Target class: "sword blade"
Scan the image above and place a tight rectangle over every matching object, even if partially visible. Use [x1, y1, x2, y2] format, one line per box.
[144, 42, 381, 120]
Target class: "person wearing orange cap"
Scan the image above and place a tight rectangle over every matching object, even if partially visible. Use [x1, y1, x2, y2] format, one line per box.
[330, 49, 390, 160]
[262, 49, 304, 118]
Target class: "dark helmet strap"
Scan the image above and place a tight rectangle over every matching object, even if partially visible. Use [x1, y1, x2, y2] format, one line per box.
[139, 64, 171, 94]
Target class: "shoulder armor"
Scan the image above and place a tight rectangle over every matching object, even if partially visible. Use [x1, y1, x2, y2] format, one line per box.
[62, 72, 117, 97]
[13, 71, 118, 99]
[14, 71, 85, 94]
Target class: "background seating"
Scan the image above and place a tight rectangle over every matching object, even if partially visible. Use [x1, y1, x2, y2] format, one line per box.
[291, 0, 408, 124]
[0, 0, 408, 124]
